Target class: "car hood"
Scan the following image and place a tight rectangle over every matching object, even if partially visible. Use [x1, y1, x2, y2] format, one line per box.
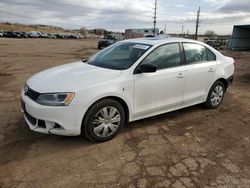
[27, 61, 122, 93]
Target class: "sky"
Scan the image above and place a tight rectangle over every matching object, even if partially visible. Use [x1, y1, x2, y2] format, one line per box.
[0, 0, 250, 35]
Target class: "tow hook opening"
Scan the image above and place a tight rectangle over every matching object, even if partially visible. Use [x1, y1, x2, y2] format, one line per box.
[54, 123, 63, 129]
[48, 123, 64, 134]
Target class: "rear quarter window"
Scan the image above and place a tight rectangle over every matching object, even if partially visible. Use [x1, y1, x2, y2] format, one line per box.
[206, 48, 216, 61]
[183, 43, 207, 64]
[183, 43, 217, 64]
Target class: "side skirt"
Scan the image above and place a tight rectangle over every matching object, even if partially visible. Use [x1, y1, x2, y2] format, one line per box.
[129, 99, 205, 122]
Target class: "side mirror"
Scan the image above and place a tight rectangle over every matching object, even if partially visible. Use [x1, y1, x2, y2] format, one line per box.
[138, 64, 157, 73]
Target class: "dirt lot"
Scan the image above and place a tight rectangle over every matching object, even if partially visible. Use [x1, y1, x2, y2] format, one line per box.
[0, 38, 250, 188]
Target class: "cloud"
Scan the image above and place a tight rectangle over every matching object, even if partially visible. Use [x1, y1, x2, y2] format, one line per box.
[0, 0, 249, 34]
[0, 0, 153, 28]
[218, 0, 250, 13]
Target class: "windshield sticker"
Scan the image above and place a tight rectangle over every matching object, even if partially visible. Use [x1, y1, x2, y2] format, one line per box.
[133, 44, 150, 50]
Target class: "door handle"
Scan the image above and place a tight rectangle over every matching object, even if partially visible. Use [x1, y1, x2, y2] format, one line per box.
[177, 73, 184, 78]
[208, 68, 214, 72]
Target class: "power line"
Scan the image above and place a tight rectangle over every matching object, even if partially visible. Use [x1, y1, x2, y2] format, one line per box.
[0, 10, 42, 20]
[0, 10, 81, 28]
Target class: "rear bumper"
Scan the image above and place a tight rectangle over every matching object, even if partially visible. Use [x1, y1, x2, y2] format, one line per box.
[226, 75, 233, 86]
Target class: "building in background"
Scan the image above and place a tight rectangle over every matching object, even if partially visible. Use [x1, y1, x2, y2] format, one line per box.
[87, 29, 106, 35]
[230, 25, 250, 50]
[125, 28, 159, 39]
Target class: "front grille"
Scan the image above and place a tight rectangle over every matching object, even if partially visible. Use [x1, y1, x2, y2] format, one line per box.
[26, 87, 40, 101]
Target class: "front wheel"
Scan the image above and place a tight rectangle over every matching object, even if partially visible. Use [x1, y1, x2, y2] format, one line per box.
[82, 99, 125, 142]
[205, 81, 225, 109]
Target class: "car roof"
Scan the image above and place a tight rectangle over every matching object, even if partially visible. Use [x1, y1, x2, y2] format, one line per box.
[123, 37, 205, 46]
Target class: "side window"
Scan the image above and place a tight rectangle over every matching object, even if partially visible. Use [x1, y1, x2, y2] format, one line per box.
[183, 43, 207, 64]
[141, 43, 181, 70]
[207, 48, 216, 61]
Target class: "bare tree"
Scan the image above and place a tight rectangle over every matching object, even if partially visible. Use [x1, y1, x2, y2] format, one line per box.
[205, 30, 216, 37]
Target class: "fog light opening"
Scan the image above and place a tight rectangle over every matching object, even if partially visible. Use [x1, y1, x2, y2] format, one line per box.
[37, 119, 46, 128]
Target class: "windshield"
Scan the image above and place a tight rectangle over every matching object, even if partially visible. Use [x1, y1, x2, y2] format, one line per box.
[88, 42, 152, 70]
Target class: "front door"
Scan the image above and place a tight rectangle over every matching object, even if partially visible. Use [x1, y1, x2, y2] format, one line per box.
[133, 43, 186, 118]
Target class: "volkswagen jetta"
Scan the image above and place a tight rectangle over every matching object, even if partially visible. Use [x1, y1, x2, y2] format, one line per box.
[21, 38, 235, 142]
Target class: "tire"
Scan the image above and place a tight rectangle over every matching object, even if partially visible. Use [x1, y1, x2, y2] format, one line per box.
[82, 99, 125, 142]
[205, 80, 226, 109]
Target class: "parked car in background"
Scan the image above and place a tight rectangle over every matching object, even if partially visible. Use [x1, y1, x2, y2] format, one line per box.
[47, 33, 56, 39]
[14, 32, 22, 38]
[15, 32, 27, 38]
[205, 40, 218, 48]
[40, 32, 48, 38]
[3, 31, 20, 38]
[16, 32, 24, 38]
[0, 30, 83, 39]
[28, 31, 42, 38]
[69, 34, 80, 39]
[21, 38, 235, 142]
[23, 32, 30, 38]
[54, 33, 64, 39]
[98, 34, 118, 49]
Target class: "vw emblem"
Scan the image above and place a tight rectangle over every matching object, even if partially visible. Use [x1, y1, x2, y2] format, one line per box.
[24, 85, 29, 95]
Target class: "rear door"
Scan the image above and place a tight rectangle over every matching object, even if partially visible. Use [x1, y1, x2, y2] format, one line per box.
[182, 43, 217, 104]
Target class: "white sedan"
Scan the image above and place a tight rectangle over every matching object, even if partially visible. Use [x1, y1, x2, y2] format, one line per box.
[21, 38, 235, 141]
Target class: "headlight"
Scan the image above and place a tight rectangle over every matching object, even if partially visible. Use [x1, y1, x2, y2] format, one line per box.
[36, 93, 75, 106]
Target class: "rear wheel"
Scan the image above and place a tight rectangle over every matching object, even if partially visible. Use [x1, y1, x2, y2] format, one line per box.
[82, 99, 125, 142]
[205, 81, 225, 109]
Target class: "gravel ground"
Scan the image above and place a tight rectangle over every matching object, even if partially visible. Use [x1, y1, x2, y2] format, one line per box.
[0, 38, 250, 188]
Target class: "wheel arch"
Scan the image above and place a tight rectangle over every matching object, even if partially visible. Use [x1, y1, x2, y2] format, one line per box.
[107, 96, 130, 125]
[205, 78, 227, 109]
[81, 96, 130, 133]
[216, 78, 228, 90]
[205, 77, 228, 101]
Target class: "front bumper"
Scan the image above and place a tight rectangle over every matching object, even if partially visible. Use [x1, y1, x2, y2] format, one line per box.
[21, 89, 83, 136]
[226, 75, 233, 86]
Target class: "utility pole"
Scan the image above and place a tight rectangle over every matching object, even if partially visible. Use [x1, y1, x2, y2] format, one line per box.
[195, 6, 201, 40]
[153, 0, 157, 37]
[164, 24, 167, 34]
[181, 25, 184, 34]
